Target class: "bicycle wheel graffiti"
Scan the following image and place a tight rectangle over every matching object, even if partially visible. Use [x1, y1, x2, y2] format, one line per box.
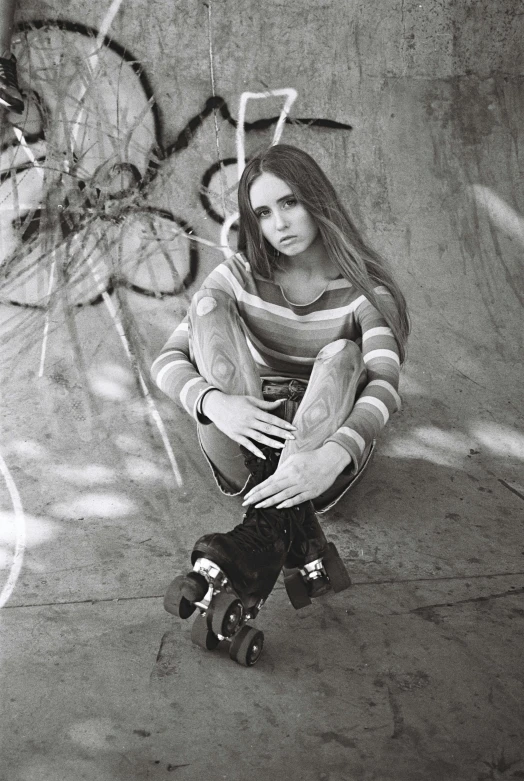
[0, 20, 352, 311]
[0, 20, 189, 308]
[0, 18, 353, 608]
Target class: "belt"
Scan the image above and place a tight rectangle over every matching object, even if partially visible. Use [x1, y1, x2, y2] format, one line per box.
[261, 378, 308, 402]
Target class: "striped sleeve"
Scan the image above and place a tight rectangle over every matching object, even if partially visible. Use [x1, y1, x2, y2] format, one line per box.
[325, 289, 402, 471]
[150, 258, 244, 421]
[150, 316, 217, 422]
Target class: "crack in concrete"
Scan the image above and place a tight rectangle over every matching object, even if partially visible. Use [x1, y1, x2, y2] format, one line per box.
[2, 594, 165, 609]
[151, 631, 178, 678]
[387, 685, 404, 739]
[205, 0, 227, 218]
[410, 585, 524, 614]
[499, 478, 524, 501]
[354, 571, 524, 586]
[3, 574, 524, 610]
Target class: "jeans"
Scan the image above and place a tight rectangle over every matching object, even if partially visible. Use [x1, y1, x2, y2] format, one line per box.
[189, 288, 374, 513]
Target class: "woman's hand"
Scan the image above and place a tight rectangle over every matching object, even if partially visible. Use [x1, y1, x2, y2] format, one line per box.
[242, 442, 353, 508]
[202, 390, 296, 458]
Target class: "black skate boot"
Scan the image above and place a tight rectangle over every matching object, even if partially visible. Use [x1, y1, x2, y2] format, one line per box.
[283, 502, 352, 609]
[163, 445, 304, 666]
[283, 440, 378, 608]
[242, 433, 351, 610]
[259, 379, 352, 609]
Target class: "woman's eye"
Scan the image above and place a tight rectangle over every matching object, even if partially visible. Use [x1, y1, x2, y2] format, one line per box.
[257, 209, 270, 218]
[284, 198, 297, 208]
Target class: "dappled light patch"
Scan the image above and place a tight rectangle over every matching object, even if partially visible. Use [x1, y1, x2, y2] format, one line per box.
[411, 426, 472, 451]
[114, 433, 157, 456]
[87, 362, 134, 402]
[382, 420, 524, 471]
[0, 547, 16, 570]
[125, 456, 168, 483]
[67, 718, 116, 751]
[49, 464, 116, 486]
[49, 492, 137, 520]
[0, 511, 58, 550]
[471, 185, 524, 246]
[7, 439, 48, 459]
[469, 422, 524, 461]
[381, 425, 474, 467]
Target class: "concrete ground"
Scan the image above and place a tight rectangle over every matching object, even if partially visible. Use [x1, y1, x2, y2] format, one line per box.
[1, 2, 524, 780]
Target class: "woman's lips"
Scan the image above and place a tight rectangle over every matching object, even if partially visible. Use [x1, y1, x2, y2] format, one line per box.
[280, 235, 297, 244]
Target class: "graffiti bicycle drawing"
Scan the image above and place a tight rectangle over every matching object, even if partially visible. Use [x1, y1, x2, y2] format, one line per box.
[0, 11, 352, 608]
[0, 19, 352, 312]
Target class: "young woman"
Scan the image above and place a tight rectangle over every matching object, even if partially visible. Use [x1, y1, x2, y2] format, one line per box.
[152, 144, 409, 618]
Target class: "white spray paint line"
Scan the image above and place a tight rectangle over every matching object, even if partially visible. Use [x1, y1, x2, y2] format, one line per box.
[220, 212, 239, 258]
[471, 184, 524, 246]
[96, 0, 126, 42]
[68, 0, 126, 151]
[161, 222, 217, 250]
[206, 0, 228, 223]
[0, 452, 26, 608]
[18, 118, 50, 378]
[37, 248, 57, 377]
[219, 88, 299, 256]
[148, 201, 232, 256]
[11, 127, 45, 178]
[73, 237, 184, 488]
[0, 7, 134, 611]
[236, 88, 298, 179]
[38, 0, 126, 378]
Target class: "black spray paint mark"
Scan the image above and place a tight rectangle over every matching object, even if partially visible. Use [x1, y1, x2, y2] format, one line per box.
[1, 20, 352, 309]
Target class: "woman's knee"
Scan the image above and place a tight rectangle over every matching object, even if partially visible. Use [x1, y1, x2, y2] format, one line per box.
[190, 288, 232, 320]
[315, 339, 364, 371]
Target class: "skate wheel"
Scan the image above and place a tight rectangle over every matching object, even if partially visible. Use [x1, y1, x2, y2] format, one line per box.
[207, 592, 244, 638]
[163, 575, 196, 619]
[229, 625, 264, 666]
[180, 571, 208, 603]
[191, 613, 220, 651]
[284, 569, 311, 610]
[324, 543, 352, 592]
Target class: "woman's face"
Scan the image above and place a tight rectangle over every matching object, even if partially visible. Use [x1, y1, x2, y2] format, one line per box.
[249, 172, 319, 256]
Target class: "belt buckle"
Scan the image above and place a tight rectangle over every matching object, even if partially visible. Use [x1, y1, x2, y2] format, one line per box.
[288, 379, 305, 401]
[262, 380, 284, 400]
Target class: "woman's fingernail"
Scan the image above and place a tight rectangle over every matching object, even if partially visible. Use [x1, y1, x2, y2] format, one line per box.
[286, 434, 295, 440]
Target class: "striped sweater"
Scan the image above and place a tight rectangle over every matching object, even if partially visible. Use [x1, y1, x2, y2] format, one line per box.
[151, 253, 402, 471]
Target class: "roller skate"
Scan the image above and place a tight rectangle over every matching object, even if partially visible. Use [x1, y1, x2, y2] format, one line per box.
[282, 441, 378, 609]
[282, 502, 351, 609]
[242, 441, 351, 609]
[164, 446, 303, 666]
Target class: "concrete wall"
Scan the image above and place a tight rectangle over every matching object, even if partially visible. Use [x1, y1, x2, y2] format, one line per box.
[0, 0, 520, 498]
[7, 0, 522, 369]
[2, 4, 524, 780]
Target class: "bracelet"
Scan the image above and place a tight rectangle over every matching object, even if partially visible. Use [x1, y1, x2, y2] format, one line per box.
[196, 387, 218, 425]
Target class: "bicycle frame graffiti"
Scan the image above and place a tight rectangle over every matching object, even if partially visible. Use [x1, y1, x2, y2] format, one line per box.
[0, 19, 352, 310]
[0, 17, 352, 610]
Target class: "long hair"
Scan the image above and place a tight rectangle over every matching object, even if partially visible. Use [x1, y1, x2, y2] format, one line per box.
[237, 144, 410, 362]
